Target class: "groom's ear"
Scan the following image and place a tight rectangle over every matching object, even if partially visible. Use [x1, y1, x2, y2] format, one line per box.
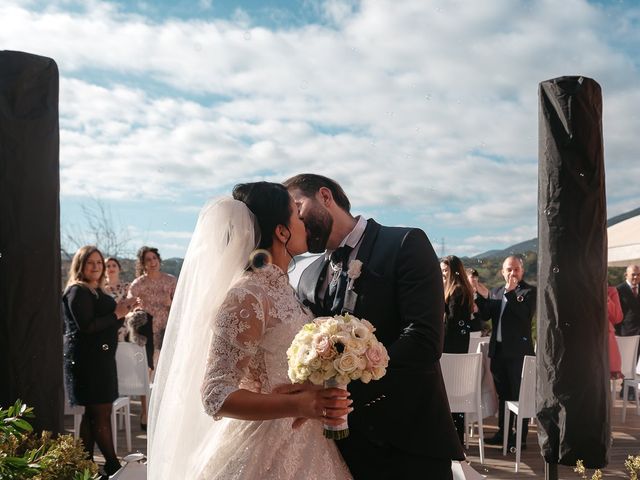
[317, 187, 333, 207]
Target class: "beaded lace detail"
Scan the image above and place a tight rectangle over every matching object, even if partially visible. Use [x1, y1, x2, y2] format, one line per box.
[199, 264, 351, 479]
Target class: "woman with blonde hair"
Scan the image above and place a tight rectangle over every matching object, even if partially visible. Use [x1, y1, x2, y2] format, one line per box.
[62, 246, 139, 477]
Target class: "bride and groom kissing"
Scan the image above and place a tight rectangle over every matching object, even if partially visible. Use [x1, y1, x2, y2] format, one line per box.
[147, 174, 464, 479]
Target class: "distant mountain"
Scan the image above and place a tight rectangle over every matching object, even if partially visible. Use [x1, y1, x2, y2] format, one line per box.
[607, 206, 640, 227]
[473, 205, 640, 259]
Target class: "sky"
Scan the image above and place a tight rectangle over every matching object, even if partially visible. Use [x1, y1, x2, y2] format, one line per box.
[2, 0, 639, 259]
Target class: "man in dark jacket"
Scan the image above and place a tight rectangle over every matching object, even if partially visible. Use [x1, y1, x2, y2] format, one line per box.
[284, 174, 464, 480]
[476, 256, 536, 450]
[617, 265, 640, 399]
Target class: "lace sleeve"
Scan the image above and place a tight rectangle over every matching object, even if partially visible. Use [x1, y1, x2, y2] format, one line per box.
[201, 284, 267, 418]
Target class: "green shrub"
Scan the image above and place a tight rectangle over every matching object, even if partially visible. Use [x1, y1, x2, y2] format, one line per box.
[0, 400, 98, 480]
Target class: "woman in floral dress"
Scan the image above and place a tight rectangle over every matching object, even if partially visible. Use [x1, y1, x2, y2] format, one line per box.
[128, 246, 177, 368]
[128, 246, 177, 429]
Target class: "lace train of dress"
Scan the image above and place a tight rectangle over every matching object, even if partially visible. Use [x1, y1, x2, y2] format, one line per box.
[197, 264, 351, 480]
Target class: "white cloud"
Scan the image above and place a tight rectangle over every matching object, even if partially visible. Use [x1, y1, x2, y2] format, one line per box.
[3, 0, 639, 257]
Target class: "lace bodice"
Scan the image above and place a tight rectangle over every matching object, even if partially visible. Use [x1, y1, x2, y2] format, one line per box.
[201, 264, 311, 417]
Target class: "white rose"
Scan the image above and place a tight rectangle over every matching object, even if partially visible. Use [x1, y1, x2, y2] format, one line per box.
[352, 323, 372, 341]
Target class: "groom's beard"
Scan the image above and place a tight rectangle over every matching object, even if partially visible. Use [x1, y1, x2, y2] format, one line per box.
[304, 206, 333, 253]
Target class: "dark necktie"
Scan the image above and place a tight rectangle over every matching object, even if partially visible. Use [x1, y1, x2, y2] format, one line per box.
[325, 245, 353, 314]
[634, 286, 638, 298]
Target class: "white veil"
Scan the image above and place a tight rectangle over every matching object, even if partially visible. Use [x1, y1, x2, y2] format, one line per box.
[147, 197, 258, 479]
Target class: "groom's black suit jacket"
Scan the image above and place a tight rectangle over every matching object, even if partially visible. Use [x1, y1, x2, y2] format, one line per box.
[298, 219, 464, 465]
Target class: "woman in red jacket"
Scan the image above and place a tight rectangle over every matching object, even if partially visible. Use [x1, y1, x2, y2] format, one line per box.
[608, 285, 624, 378]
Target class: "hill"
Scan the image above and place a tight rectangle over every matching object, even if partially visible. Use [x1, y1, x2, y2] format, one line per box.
[473, 205, 640, 260]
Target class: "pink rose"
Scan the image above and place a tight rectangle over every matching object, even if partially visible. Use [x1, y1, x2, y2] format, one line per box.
[365, 342, 389, 369]
[313, 334, 335, 359]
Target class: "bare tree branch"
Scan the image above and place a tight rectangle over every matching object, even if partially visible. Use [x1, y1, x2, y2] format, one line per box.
[61, 198, 133, 258]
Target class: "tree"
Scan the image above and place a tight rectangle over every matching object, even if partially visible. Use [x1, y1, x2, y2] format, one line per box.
[61, 198, 132, 259]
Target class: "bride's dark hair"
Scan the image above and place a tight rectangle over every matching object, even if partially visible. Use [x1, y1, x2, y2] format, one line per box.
[232, 182, 292, 250]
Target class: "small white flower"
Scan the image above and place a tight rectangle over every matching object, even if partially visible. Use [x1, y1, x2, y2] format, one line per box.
[347, 260, 363, 280]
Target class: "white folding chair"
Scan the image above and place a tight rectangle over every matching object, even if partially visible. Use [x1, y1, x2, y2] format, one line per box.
[503, 355, 536, 472]
[466, 339, 494, 440]
[468, 336, 489, 354]
[63, 385, 84, 440]
[440, 352, 485, 464]
[116, 342, 151, 398]
[112, 342, 152, 453]
[111, 396, 131, 453]
[616, 335, 640, 422]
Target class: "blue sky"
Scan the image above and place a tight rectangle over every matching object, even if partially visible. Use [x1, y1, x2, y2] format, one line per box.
[2, 0, 639, 259]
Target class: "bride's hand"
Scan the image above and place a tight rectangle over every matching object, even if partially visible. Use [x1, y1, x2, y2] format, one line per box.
[273, 383, 353, 429]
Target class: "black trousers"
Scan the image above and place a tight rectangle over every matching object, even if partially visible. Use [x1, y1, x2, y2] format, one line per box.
[490, 345, 528, 441]
[338, 426, 453, 480]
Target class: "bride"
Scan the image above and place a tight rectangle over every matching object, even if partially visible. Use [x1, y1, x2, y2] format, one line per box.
[147, 182, 353, 479]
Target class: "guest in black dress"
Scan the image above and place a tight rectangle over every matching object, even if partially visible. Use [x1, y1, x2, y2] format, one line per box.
[63, 246, 140, 477]
[440, 255, 475, 445]
[440, 255, 474, 354]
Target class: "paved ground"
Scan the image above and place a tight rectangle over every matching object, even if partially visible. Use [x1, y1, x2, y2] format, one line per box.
[67, 389, 640, 479]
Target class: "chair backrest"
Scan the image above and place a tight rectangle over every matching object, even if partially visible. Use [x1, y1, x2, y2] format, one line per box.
[116, 342, 151, 397]
[440, 353, 482, 414]
[616, 336, 640, 379]
[517, 355, 537, 418]
[468, 336, 490, 354]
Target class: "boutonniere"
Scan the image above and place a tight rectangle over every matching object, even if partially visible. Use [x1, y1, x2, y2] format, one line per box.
[342, 260, 363, 314]
[346, 260, 363, 290]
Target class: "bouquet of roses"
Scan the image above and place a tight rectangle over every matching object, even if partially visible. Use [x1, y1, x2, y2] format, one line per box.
[286, 313, 389, 439]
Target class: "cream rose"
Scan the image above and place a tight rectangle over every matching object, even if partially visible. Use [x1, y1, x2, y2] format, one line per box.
[334, 352, 359, 375]
[309, 370, 325, 385]
[360, 370, 373, 384]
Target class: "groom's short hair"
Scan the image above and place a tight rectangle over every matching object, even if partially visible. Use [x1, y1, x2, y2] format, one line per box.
[283, 173, 351, 213]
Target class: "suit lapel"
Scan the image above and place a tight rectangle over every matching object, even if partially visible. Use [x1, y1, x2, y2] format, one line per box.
[355, 219, 381, 270]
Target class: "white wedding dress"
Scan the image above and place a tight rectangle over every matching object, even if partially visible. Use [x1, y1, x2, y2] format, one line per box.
[196, 263, 352, 479]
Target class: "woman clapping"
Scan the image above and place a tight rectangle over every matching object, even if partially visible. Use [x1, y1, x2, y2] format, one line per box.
[63, 246, 139, 477]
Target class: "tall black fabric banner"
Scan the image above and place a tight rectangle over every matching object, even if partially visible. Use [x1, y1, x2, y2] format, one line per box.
[537, 76, 609, 468]
[0, 51, 62, 434]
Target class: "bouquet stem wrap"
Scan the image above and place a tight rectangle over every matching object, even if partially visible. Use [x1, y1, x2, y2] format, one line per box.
[323, 378, 349, 440]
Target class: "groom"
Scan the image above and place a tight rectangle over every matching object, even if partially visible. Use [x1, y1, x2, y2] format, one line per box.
[284, 174, 464, 479]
